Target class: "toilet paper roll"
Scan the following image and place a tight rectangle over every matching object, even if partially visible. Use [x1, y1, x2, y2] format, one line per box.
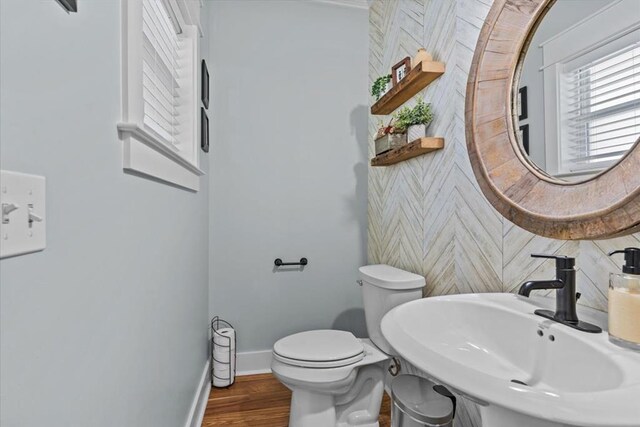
[213, 328, 235, 348]
[211, 326, 236, 388]
[213, 362, 233, 379]
[212, 356, 236, 388]
[213, 374, 235, 388]
[213, 347, 234, 364]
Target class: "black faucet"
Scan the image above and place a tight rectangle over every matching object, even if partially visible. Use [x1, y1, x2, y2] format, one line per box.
[518, 254, 601, 333]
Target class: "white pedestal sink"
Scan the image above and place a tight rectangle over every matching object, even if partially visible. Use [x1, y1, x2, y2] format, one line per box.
[380, 293, 640, 427]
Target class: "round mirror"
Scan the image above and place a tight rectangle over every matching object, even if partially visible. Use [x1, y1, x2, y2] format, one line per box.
[467, 0, 640, 239]
[515, 0, 640, 183]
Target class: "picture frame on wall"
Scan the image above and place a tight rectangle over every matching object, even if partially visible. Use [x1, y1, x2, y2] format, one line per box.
[391, 57, 412, 85]
[201, 60, 209, 109]
[201, 107, 209, 153]
[519, 124, 530, 155]
[518, 86, 528, 121]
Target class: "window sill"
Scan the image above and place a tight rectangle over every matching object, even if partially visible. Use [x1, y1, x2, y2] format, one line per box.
[117, 123, 205, 191]
[117, 123, 204, 175]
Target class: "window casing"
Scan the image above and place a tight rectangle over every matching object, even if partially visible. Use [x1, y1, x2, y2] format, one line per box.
[119, 0, 203, 191]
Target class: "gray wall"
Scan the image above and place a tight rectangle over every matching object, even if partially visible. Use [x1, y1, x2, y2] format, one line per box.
[0, 1, 210, 426]
[209, 0, 369, 352]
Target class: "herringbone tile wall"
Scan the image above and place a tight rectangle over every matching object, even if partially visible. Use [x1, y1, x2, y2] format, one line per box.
[369, 2, 639, 424]
[368, 0, 640, 427]
[368, 0, 640, 312]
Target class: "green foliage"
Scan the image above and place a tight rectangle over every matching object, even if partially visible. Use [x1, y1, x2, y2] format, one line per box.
[392, 98, 433, 133]
[371, 74, 392, 100]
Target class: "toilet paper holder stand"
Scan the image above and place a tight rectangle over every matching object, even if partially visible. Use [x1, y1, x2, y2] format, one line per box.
[210, 316, 236, 388]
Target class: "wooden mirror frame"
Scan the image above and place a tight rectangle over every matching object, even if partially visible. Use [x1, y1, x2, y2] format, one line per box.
[466, 0, 640, 240]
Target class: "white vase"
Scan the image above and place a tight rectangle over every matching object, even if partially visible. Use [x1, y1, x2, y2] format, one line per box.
[383, 81, 391, 96]
[407, 124, 427, 141]
[375, 81, 392, 101]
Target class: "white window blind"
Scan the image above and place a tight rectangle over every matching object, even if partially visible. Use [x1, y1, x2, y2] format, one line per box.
[561, 43, 640, 172]
[119, 0, 202, 190]
[142, 0, 184, 149]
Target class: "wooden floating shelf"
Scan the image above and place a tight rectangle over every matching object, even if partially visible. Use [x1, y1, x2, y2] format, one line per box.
[371, 137, 444, 167]
[371, 60, 445, 115]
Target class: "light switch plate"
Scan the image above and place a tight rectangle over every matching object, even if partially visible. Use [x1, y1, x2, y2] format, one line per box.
[0, 170, 46, 259]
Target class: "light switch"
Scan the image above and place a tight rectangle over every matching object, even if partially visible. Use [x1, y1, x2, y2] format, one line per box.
[0, 170, 46, 259]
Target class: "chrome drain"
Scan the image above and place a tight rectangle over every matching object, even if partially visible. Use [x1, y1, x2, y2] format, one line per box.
[510, 379, 528, 386]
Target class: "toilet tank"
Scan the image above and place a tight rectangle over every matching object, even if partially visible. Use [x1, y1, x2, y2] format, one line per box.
[359, 265, 425, 355]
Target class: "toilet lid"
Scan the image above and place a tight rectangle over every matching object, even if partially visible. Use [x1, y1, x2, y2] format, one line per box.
[273, 330, 364, 368]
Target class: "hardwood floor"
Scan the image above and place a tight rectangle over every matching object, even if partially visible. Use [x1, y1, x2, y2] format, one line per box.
[201, 373, 391, 427]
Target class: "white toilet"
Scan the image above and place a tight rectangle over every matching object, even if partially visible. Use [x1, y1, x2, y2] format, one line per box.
[271, 264, 425, 427]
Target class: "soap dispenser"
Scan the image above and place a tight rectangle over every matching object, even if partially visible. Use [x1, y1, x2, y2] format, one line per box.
[608, 247, 640, 350]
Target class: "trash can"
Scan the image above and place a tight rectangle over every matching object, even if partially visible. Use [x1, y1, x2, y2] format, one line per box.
[391, 375, 456, 427]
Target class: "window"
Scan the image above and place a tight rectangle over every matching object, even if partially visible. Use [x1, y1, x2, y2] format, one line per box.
[142, 0, 182, 148]
[119, 0, 203, 191]
[560, 43, 640, 173]
[538, 0, 640, 179]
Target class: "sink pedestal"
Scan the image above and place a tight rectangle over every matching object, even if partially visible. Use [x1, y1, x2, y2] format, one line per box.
[481, 403, 574, 427]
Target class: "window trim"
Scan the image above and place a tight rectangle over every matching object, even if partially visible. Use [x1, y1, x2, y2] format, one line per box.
[118, 0, 204, 191]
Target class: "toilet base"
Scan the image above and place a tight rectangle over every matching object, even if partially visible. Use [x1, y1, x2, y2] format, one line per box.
[286, 364, 385, 427]
[273, 339, 389, 427]
[289, 389, 336, 426]
[288, 387, 383, 427]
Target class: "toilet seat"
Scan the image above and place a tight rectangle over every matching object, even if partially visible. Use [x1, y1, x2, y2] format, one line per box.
[272, 339, 388, 386]
[273, 352, 365, 368]
[273, 330, 365, 368]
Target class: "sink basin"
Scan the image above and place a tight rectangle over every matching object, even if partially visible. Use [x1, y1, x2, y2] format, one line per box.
[381, 293, 640, 427]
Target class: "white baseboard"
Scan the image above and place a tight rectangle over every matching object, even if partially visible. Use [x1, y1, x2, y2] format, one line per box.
[184, 360, 211, 427]
[237, 350, 272, 375]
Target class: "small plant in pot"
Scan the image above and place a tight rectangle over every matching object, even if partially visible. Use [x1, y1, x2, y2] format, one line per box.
[371, 74, 392, 100]
[393, 98, 434, 141]
[374, 119, 407, 155]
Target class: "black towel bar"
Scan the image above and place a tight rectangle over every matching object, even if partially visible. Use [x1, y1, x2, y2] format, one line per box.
[274, 258, 308, 267]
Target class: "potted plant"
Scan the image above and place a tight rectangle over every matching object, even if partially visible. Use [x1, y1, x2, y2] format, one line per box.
[371, 74, 392, 100]
[374, 119, 407, 155]
[393, 98, 434, 141]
